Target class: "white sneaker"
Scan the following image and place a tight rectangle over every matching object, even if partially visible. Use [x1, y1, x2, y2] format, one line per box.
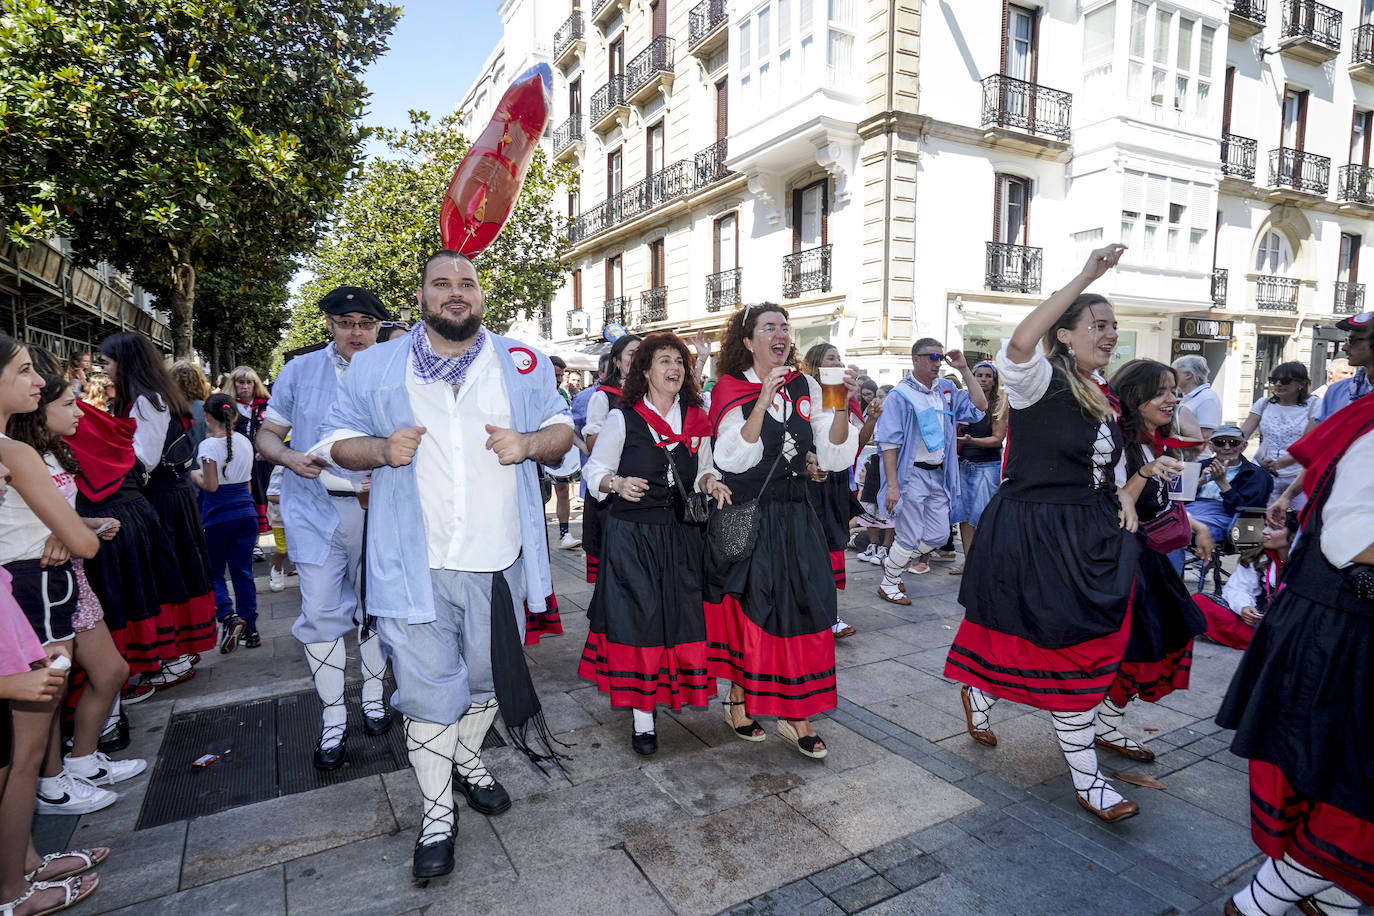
[268, 567, 287, 592]
[558, 532, 582, 549]
[872, 546, 889, 566]
[64, 751, 147, 786]
[857, 544, 877, 564]
[35, 771, 117, 815]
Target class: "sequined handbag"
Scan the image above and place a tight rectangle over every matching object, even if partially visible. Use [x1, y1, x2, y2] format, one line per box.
[707, 453, 783, 564]
[668, 454, 712, 527]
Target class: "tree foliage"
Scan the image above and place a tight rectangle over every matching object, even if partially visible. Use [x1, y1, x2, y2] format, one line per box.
[284, 110, 573, 353]
[0, 0, 400, 356]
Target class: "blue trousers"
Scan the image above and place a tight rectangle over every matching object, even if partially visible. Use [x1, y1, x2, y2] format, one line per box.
[206, 516, 259, 629]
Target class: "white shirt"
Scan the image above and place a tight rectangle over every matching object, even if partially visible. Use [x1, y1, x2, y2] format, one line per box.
[712, 370, 859, 474]
[584, 398, 716, 501]
[1181, 384, 1223, 430]
[583, 389, 613, 437]
[1320, 429, 1374, 569]
[131, 394, 170, 469]
[1222, 561, 1275, 615]
[405, 343, 572, 572]
[1248, 396, 1320, 475]
[197, 433, 254, 485]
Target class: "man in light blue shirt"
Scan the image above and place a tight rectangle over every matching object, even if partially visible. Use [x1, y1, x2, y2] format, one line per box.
[1318, 311, 1372, 421]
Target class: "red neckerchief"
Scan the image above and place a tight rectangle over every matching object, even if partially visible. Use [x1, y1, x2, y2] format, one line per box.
[1149, 429, 1198, 453]
[707, 370, 802, 436]
[1262, 550, 1284, 601]
[596, 383, 623, 409]
[631, 400, 712, 454]
[1094, 377, 1121, 417]
[847, 395, 864, 425]
[63, 402, 136, 502]
[1287, 391, 1374, 521]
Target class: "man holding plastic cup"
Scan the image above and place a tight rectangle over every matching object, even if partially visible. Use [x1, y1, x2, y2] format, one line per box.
[874, 339, 987, 604]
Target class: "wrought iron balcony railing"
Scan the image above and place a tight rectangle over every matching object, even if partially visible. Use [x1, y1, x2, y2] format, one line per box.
[980, 74, 1072, 142]
[626, 36, 674, 100]
[590, 76, 627, 126]
[552, 116, 583, 156]
[567, 309, 587, 335]
[553, 12, 584, 62]
[1229, 0, 1266, 24]
[694, 138, 730, 188]
[1256, 275, 1300, 312]
[689, 0, 728, 50]
[1355, 23, 1374, 63]
[1335, 281, 1366, 315]
[1281, 0, 1341, 51]
[706, 267, 741, 312]
[639, 286, 668, 325]
[1338, 163, 1374, 204]
[1212, 268, 1228, 307]
[782, 245, 833, 299]
[1222, 133, 1258, 180]
[985, 241, 1044, 294]
[603, 296, 630, 328]
[1269, 147, 1331, 195]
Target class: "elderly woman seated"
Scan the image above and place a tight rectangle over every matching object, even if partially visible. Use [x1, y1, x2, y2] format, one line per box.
[1186, 424, 1271, 544]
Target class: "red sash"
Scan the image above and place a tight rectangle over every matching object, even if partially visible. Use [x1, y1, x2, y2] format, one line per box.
[1288, 392, 1374, 518]
[64, 402, 137, 502]
[632, 400, 712, 454]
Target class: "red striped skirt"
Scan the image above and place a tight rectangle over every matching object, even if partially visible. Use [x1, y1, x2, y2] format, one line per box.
[169, 591, 217, 656]
[830, 549, 846, 591]
[578, 633, 713, 712]
[524, 591, 564, 646]
[705, 596, 836, 718]
[1250, 759, 1374, 903]
[1108, 644, 1192, 707]
[1193, 595, 1255, 649]
[110, 615, 166, 674]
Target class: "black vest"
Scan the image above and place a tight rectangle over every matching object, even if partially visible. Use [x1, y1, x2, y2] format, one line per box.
[960, 405, 1002, 464]
[718, 374, 815, 504]
[1281, 447, 1371, 617]
[999, 373, 1123, 505]
[609, 406, 700, 525]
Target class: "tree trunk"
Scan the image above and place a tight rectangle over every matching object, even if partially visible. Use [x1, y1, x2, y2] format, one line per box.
[170, 258, 196, 358]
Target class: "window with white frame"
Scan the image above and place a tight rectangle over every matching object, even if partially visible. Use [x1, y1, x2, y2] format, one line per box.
[1128, 3, 1213, 118]
[1255, 231, 1293, 275]
[1122, 169, 1212, 267]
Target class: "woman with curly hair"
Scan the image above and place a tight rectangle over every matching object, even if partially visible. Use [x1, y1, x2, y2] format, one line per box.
[705, 304, 859, 759]
[229, 365, 273, 538]
[578, 332, 730, 754]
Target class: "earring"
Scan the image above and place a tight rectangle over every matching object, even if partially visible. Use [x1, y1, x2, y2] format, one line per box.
[1067, 345, 1076, 357]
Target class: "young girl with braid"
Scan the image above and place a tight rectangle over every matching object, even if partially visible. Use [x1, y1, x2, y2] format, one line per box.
[192, 394, 261, 652]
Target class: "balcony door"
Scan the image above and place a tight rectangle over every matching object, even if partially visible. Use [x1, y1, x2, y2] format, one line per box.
[1282, 87, 1308, 152]
[994, 174, 1030, 246]
[649, 238, 666, 289]
[1003, 4, 1036, 82]
[569, 77, 582, 121]
[651, 0, 667, 39]
[646, 121, 665, 177]
[607, 147, 622, 198]
[715, 79, 728, 141]
[1352, 109, 1372, 165]
[792, 180, 827, 253]
[714, 213, 737, 273]
[609, 36, 625, 79]
[605, 255, 623, 305]
[1339, 233, 1361, 305]
[1255, 230, 1293, 276]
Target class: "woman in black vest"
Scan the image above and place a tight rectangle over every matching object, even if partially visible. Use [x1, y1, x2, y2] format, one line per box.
[705, 304, 860, 759]
[1216, 393, 1374, 915]
[578, 333, 727, 754]
[943, 245, 1150, 822]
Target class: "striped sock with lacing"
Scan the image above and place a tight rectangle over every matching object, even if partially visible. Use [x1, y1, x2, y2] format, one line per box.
[1230, 855, 1335, 915]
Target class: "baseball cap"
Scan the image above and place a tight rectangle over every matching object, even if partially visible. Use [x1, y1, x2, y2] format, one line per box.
[318, 286, 388, 321]
[1208, 424, 1244, 441]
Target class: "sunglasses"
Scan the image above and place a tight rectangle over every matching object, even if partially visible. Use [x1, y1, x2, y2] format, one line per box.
[917, 353, 945, 363]
[332, 318, 379, 331]
[1211, 438, 1243, 448]
[1268, 376, 1297, 384]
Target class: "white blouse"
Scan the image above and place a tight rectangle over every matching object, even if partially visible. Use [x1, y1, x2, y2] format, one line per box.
[131, 394, 170, 470]
[583, 398, 715, 501]
[712, 370, 859, 474]
[583, 389, 612, 437]
[1321, 429, 1374, 569]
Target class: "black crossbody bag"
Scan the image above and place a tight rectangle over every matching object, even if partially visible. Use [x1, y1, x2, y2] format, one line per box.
[706, 452, 783, 564]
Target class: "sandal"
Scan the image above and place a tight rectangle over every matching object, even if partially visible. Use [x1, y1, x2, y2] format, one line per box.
[948, 564, 964, 576]
[777, 720, 827, 759]
[24, 848, 108, 883]
[722, 700, 765, 742]
[2, 874, 100, 916]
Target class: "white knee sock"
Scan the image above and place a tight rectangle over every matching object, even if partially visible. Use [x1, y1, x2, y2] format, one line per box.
[1052, 709, 1126, 810]
[304, 639, 347, 746]
[358, 627, 387, 716]
[103, 693, 122, 733]
[964, 687, 996, 732]
[454, 699, 499, 789]
[404, 717, 460, 846]
[882, 543, 914, 587]
[632, 708, 655, 734]
[1094, 696, 1145, 752]
[1231, 855, 1335, 916]
[1308, 883, 1362, 915]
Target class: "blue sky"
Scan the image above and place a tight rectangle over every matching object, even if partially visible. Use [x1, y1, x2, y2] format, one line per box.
[359, 1, 504, 155]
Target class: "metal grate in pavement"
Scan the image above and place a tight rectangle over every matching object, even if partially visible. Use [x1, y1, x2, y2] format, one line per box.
[136, 683, 504, 830]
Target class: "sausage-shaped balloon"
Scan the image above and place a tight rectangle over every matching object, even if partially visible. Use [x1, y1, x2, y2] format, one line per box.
[440, 63, 553, 256]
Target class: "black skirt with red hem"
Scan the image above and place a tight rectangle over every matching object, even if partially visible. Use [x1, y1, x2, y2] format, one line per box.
[1106, 545, 1204, 705]
[171, 593, 217, 655]
[1192, 594, 1255, 649]
[109, 615, 165, 674]
[524, 591, 564, 646]
[583, 496, 609, 583]
[1249, 759, 1374, 903]
[829, 550, 846, 591]
[705, 596, 836, 718]
[578, 634, 713, 711]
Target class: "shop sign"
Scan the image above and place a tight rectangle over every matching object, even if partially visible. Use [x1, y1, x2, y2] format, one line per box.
[1178, 318, 1233, 340]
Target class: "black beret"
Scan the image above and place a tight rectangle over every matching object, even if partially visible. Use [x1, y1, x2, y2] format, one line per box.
[318, 286, 389, 321]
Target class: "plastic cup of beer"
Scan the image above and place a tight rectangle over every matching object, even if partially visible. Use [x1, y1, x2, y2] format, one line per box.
[819, 367, 848, 410]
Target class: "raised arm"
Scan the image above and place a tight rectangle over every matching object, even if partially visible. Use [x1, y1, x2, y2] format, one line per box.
[1007, 245, 1126, 364]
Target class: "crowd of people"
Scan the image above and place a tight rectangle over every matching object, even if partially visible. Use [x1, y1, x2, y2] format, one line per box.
[2, 241, 1369, 915]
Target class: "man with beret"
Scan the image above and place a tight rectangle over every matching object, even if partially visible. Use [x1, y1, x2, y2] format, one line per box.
[1318, 310, 1373, 421]
[254, 286, 395, 770]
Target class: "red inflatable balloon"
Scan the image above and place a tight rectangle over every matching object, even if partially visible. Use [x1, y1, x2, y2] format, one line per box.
[440, 63, 553, 256]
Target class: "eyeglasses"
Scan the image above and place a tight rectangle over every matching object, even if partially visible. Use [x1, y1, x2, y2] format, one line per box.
[331, 318, 379, 331]
[1212, 438, 1243, 448]
[917, 353, 945, 363]
[1268, 376, 1297, 384]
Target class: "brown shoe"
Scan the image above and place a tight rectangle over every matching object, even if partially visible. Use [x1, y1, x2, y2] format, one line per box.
[1294, 899, 1325, 916]
[1094, 736, 1156, 762]
[1223, 899, 1242, 916]
[1075, 793, 1140, 823]
[960, 686, 997, 747]
[876, 584, 911, 606]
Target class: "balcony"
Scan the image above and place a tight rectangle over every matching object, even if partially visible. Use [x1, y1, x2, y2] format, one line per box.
[638, 286, 668, 326]
[980, 74, 1072, 148]
[1278, 0, 1341, 64]
[1256, 275, 1300, 312]
[552, 116, 584, 164]
[553, 12, 584, 69]
[539, 309, 552, 339]
[1335, 281, 1366, 315]
[603, 296, 630, 329]
[626, 36, 674, 106]
[694, 139, 730, 188]
[1229, 0, 1266, 39]
[1352, 25, 1374, 83]
[1269, 147, 1330, 196]
[590, 76, 629, 134]
[688, 0, 729, 59]
[1337, 163, 1374, 204]
[706, 267, 742, 312]
[782, 245, 833, 299]
[1212, 268, 1229, 307]
[590, 0, 622, 28]
[1222, 133, 1258, 181]
[985, 242, 1044, 295]
[567, 309, 587, 336]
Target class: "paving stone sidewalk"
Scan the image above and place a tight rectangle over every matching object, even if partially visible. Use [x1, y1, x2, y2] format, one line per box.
[36, 523, 1292, 916]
